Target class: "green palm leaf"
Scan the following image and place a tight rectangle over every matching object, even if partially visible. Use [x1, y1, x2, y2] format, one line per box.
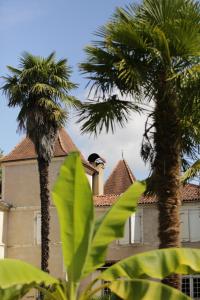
[181, 159, 200, 183]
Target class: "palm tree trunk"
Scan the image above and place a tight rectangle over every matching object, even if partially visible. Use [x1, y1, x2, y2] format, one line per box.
[154, 89, 181, 289]
[37, 157, 50, 273]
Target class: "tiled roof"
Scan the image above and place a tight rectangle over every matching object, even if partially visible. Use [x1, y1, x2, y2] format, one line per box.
[1, 128, 96, 173]
[94, 194, 120, 207]
[94, 184, 200, 207]
[104, 160, 136, 194]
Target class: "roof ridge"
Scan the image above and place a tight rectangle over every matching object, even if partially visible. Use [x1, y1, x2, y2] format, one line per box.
[123, 159, 136, 183]
[2, 136, 27, 161]
[58, 129, 67, 154]
[104, 160, 122, 185]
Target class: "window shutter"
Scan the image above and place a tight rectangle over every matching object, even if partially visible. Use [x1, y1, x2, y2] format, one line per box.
[36, 213, 41, 245]
[189, 209, 200, 242]
[180, 210, 189, 242]
[130, 213, 142, 243]
[118, 219, 130, 244]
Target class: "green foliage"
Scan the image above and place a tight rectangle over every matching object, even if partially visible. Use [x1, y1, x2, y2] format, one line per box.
[0, 259, 60, 300]
[52, 152, 94, 283]
[100, 248, 200, 281]
[181, 159, 200, 183]
[1, 152, 200, 299]
[79, 0, 200, 164]
[109, 279, 190, 300]
[2, 52, 78, 161]
[78, 96, 143, 135]
[82, 179, 145, 277]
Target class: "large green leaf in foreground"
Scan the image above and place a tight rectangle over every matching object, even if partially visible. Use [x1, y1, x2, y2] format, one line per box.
[0, 259, 58, 288]
[0, 285, 34, 300]
[52, 152, 94, 282]
[82, 181, 146, 277]
[100, 248, 200, 281]
[109, 279, 190, 300]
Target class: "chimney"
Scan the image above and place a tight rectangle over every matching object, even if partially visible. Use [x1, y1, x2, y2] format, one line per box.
[88, 153, 105, 195]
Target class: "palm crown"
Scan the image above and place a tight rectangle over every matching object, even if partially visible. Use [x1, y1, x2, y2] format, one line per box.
[2, 52, 78, 161]
[79, 0, 200, 164]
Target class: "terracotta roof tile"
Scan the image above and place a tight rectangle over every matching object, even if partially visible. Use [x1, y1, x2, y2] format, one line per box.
[94, 184, 200, 207]
[1, 128, 96, 173]
[94, 194, 119, 207]
[104, 160, 136, 194]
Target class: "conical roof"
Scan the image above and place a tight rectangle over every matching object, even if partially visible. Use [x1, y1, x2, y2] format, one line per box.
[1, 128, 96, 173]
[104, 160, 136, 195]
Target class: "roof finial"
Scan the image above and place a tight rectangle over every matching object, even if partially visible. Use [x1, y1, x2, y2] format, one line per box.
[121, 149, 124, 160]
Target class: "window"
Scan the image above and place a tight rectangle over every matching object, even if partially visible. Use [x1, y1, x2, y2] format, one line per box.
[180, 210, 189, 241]
[180, 208, 200, 242]
[99, 263, 113, 297]
[182, 275, 200, 299]
[102, 280, 111, 296]
[118, 210, 142, 245]
[34, 212, 41, 245]
[189, 210, 200, 242]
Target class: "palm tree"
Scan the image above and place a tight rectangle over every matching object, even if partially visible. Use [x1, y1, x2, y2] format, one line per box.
[2, 52, 77, 273]
[79, 0, 200, 288]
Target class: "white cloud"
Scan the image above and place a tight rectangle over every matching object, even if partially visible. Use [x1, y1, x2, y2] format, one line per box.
[67, 112, 150, 180]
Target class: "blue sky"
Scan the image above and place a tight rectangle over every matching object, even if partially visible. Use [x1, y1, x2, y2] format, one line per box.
[0, 0, 148, 179]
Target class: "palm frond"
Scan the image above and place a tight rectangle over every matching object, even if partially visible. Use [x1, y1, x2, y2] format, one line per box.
[78, 95, 142, 135]
[79, 0, 200, 173]
[181, 159, 200, 183]
[6, 66, 22, 75]
[46, 51, 56, 63]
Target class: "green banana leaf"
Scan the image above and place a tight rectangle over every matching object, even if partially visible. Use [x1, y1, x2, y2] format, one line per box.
[0, 284, 34, 300]
[0, 259, 59, 300]
[100, 248, 200, 281]
[0, 259, 58, 288]
[82, 181, 146, 277]
[109, 279, 190, 300]
[52, 152, 94, 283]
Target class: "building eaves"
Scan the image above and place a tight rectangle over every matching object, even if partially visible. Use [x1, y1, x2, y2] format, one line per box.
[95, 183, 200, 207]
[1, 128, 97, 174]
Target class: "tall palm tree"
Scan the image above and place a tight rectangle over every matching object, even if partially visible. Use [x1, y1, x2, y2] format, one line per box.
[79, 0, 200, 288]
[2, 52, 77, 273]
